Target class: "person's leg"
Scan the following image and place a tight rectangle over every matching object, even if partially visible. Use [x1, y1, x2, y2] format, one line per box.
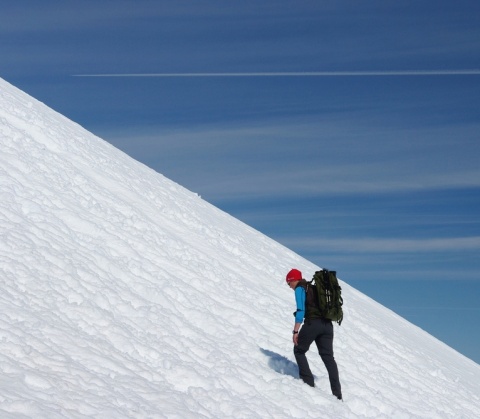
[294, 322, 316, 387]
[315, 320, 342, 399]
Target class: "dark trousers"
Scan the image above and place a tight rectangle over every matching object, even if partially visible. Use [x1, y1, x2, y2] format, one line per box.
[294, 318, 342, 397]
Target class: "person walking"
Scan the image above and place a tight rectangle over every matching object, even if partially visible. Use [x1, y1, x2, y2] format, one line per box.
[286, 268, 343, 400]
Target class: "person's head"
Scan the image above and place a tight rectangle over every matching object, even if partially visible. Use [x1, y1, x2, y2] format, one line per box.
[286, 268, 302, 289]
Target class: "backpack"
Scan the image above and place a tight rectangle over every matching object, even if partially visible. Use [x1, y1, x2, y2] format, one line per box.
[307, 269, 344, 325]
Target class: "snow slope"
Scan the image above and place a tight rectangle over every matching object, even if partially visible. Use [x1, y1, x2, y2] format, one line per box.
[1, 77, 479, 418]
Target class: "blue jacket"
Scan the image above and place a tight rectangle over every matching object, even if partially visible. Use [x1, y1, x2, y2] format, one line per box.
[294, 285, 306, 323]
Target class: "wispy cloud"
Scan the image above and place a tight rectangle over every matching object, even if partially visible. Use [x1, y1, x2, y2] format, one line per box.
[102, 115, 480, 200]
[74, 70, 480, 77]
[0, 2, 219, 34]
[283, 236, 480, 253]
[393, 306, 480, 311]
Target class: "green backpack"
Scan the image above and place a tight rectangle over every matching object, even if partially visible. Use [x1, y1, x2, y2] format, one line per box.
[308, 269, 344, 325]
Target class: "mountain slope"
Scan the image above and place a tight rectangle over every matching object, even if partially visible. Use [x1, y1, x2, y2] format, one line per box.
[1, 77, 479, 418]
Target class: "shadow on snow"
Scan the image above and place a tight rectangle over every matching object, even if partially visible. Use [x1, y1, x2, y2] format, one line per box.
[259, 348, 298, 379]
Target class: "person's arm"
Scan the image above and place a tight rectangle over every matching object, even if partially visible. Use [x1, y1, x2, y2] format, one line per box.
[293, 286, 305, 345]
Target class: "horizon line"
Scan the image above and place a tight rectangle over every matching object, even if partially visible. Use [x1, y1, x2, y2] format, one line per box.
[73, 69, 480, 78]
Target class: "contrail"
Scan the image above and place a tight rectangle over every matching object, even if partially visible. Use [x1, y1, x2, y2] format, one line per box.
[73, 70, 480, 77]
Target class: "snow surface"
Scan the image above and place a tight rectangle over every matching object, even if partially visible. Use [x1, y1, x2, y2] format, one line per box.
[1, 76, 479, 419]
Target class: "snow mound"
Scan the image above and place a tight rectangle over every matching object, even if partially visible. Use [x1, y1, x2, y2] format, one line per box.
[1, 77, 479, 418]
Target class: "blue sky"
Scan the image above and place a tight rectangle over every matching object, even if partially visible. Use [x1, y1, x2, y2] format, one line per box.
[2, 1, 479, 363]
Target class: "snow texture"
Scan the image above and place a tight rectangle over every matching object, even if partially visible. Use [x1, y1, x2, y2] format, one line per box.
[1, 77, 479, 418]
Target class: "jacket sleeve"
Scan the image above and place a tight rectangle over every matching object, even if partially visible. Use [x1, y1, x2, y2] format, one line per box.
[294, 286, 306, 323]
